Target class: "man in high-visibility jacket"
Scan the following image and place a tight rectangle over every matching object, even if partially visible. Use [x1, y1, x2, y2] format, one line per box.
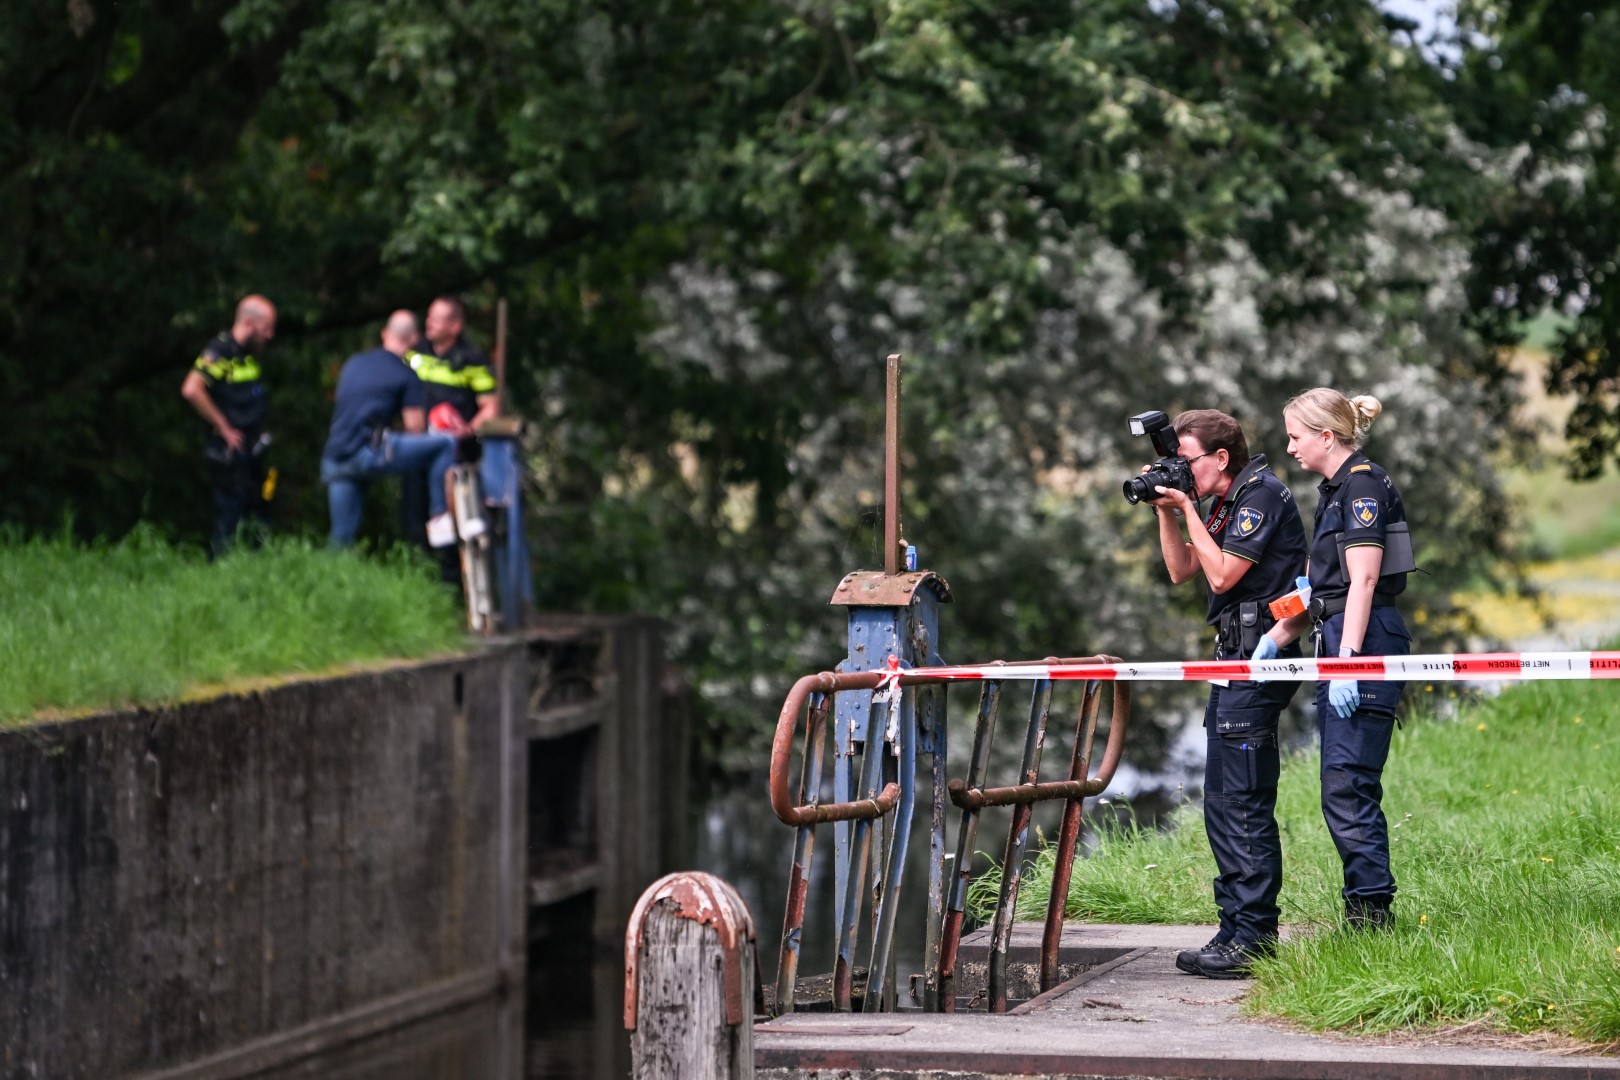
[180, 294, 276, 557]
[401, 296, 498, 561]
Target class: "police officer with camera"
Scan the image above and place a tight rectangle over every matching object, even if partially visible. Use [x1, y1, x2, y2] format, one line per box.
[1257, 389, 1412, 932]
[1136, 409, 1308, 978]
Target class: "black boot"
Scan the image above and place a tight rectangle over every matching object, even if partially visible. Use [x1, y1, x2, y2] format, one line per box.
[1175, 934, 1229, 976]
[1345, 897, 1394, 931]
[1194, 938, 1276, 980]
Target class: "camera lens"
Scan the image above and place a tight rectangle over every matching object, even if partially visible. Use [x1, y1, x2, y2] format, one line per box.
[1123, 475, 1152, 504]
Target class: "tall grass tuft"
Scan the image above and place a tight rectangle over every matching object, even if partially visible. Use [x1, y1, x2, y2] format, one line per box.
[0, 528, 468, 724]
[970, 682, 1620, 1041]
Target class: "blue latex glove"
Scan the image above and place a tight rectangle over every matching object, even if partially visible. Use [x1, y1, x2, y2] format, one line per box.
[1249, 635, 1278, 682]
[1328, 680, 1360, 719]
[1296, 575, 1312, 591]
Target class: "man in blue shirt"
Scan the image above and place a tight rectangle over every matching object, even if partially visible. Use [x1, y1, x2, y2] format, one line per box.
[321, 311, 459, 548]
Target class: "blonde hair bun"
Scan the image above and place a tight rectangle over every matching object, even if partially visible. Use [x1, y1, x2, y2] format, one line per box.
[1350, 395, 1383, 423]
[1350, 394, 1382, 440]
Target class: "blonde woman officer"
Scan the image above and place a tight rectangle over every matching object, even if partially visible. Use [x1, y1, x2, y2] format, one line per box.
[1255, 389, 1412, 931]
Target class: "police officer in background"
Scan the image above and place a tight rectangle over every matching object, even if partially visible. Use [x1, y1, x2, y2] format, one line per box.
[180, 294, 277, 557]
[1144, 409, 1308, 979]
[1256, 389, 1411, 932]
[400, 296, 498, 564]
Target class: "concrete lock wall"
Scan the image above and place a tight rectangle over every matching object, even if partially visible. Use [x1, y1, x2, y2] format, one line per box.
[0, 645, 528, 1080]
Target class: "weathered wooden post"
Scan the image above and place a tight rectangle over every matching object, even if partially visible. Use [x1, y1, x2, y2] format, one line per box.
[625, 872, 757, 1079]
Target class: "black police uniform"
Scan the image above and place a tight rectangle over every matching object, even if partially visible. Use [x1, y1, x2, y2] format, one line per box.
[400, 337, 496, 564]
[1196, 454, 1308, 950]
[1306, 450, 1412, 913]
[193, 332, 270, 556]
[410, 337, 495, 422]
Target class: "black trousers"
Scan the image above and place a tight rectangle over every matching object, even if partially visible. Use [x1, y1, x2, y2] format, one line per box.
[1313, 606, 1411, 904]
[1201, 665, 1300, 946]
[208, 452, 269, 558]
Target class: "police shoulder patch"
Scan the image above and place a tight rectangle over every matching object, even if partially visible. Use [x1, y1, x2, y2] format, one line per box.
[1350, 497, 1380, 528]
[1236, 506, 1265, 536]
[1350, 464, 1372, 473]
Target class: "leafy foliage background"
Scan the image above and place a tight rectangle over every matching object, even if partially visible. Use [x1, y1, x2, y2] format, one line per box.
[2, 0, 1576, 767]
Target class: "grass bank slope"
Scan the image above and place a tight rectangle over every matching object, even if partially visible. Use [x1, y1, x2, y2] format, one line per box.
[0, 531, 468, 725]
[975, 683, 1620, 1041]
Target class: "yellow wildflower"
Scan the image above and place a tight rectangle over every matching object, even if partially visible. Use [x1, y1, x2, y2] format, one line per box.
[1477, 723, 1487, 732]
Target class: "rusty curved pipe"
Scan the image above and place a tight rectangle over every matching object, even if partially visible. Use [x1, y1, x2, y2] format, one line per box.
[943, 669, 1131, 812]
[770, 670, 900, 826]
[946, 775, 1106, 810]
[769, 660, 1134, 826]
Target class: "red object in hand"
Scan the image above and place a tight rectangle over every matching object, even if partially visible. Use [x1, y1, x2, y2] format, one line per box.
[429, 403, 465, 434]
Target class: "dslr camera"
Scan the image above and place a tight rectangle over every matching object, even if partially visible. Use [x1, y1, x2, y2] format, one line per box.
[1122, 410, 1197, 505]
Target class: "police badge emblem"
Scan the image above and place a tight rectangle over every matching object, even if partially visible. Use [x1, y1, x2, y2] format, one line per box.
[1236, 507, 1264, 536]
[1351, 497, 1379, 527]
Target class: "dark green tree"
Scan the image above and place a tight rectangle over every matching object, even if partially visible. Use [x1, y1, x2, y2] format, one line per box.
[1, 0, 1526, 760]
[1451, 1, 1620, 476]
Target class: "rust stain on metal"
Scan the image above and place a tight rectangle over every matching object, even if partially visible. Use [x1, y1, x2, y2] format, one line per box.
[766, 656, 1136, 1016]
[1044, 673, 1129, 990]
[828, 570, 953, 607]
[624, 872, 756, 1031]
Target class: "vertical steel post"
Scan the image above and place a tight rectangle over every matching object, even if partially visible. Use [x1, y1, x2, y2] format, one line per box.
[885, 353, 902, 576]
[938, 680, 1002, 1011]
[480, 434, 531, 632]
[988, 679, 1053, 1013]
[817, 352, 950, 1013]
[775, 692, 829, 1014]
[1040, 680, 1102, 991]
[922, 682, 947, 1012]
[864, 680, 916, 1012]
[833, 694, 889, 1011]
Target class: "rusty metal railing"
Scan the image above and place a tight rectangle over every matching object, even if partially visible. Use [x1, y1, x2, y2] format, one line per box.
[768, 658, 1130, 1015]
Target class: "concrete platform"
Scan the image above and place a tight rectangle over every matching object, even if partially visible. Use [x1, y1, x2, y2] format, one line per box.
[755, 923, 1620, 1079]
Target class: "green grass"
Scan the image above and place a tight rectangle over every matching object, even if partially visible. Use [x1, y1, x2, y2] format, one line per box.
[972, 683, 1620, 1042]
[0, 528, 469, 725]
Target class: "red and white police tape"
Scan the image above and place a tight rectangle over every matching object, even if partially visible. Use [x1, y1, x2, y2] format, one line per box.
[889, 651, 1620, 684]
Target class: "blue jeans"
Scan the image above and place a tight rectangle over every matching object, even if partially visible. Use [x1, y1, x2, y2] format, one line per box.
[321, 432, 456, 548]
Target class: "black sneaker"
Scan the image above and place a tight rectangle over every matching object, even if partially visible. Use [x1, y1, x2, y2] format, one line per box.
[1345, 898, 1394, 931]
[1175, 934, 1229, 976]
[1194, 938, 1275, 980]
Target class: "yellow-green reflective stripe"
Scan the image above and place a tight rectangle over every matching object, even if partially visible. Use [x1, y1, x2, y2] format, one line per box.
[416, 363, 490, 390]
[195, 355, 261, 382]
[416, 364, 460, 387]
